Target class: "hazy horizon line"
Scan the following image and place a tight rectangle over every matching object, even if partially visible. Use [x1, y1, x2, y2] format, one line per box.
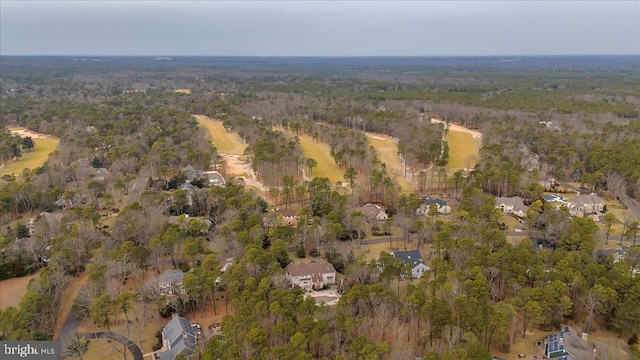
[2, 53, 639, 58]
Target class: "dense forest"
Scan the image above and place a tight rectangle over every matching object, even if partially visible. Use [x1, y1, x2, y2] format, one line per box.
[0, 56, 639, 360]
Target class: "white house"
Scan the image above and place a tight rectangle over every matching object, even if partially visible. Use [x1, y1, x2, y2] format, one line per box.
[495, 196, 529, 218]
[391, 250, 430, 278]
[285, 261, 336, 290]
[417, 198, 451, 215]
[356, 204, 388, 222]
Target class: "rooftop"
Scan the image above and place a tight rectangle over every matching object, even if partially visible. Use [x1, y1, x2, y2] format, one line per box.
[286, 261, 336, 277]
[425, 198, 448, 207]
[391, 250, 426, 267]
[158, 269, 185, 284]
[568, 194, 603, 205]
[157, 315, 197, 360]
[545, 326, 595, 360]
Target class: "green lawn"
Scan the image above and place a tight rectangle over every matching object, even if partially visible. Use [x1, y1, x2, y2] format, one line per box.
[366, 134, 413, 194]
[195, 115, 246, 155]
[0, 136, 59, 177]
[446, 129, 480, 170]
[280, 128, 344, 184]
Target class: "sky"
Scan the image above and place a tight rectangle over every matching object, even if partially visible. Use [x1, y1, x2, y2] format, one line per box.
[1, 1, 639, 56]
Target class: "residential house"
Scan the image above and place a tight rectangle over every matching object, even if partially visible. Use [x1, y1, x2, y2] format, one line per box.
[391, 250, 430, 278]
[168, 215, 213, 234]
[148, 269, 186, 295]
[543, 326, 595, 360]
[566, 194, 605, 217]
[598, 245, 631, 264]
[356, 204, 388, 222]
[417, 198, 451, 215]
[91, 168, 110, 181]
[179, 182, 199, 206]
[285, 261, 336, 290]
[155, 315, 197, 360]
[495, 196, 529, 218]
[55, 198, 75, 210]
[264, 209, 298, 227]
[181, 165, 204, 182]
[539, 178, 558, 192]
[29, 212, 63, 238]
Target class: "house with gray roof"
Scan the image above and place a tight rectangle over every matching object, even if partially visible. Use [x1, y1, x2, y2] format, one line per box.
[544, 326, 595, 360]
[155, 315, 197, 360]
[91, 168, 110, 181]
[495, 196, 529, 218]
[417, 198, 451, 215]
[566, 194, 604, 217]
[144, 269, 186, 296]
[178, 182, 199, 206]
[181, 165, 204, 182]
[391, 250, 430, 278]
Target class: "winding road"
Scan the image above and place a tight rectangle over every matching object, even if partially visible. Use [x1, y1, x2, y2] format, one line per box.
[79, 332, 143, 360]
[55, 168, 150, 348]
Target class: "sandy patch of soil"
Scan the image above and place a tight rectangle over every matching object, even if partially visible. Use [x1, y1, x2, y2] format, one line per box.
[370, 135, 387, 141]
[0, 270, 41, 310]
[430, 118, 483, 139]
[223, 155, 268, 192]
[7, 126, 51, 139]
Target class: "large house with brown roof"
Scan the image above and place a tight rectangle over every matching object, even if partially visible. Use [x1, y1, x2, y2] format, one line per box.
[285, 261, 336, 290]
[263, 209, 298, 227]
[355, 204, 388, 222]
[566, 194, 605, 217]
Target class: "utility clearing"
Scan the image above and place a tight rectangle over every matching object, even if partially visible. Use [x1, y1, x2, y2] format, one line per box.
[278, 127, 344, 184]
[1, 126, 60, 177]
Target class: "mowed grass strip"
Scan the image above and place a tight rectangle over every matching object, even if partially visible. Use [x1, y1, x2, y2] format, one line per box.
[195, 115, 246, 155]
[279, 129, 344, 183]
[0, 135, 59, 177]
[446, 129, 480, 170]
[366, 133, 413, 194]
